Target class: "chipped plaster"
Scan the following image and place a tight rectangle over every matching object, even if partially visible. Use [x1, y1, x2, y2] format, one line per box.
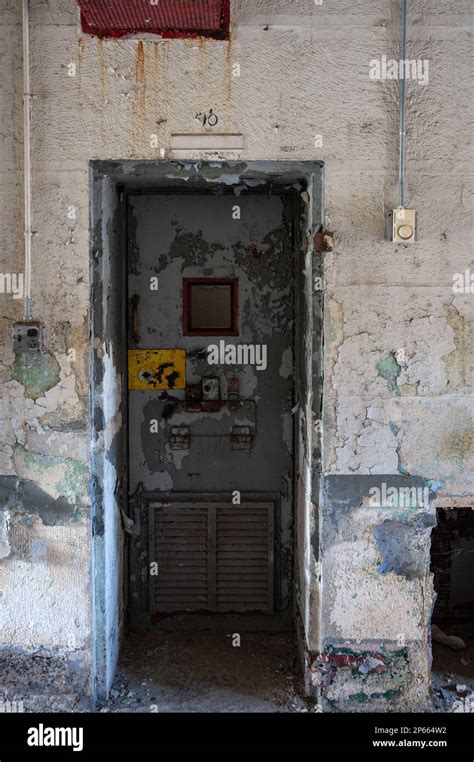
[0, 0, 472, 708]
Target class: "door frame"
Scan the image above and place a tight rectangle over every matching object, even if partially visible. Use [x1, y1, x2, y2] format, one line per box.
[89, 160, 324, 703]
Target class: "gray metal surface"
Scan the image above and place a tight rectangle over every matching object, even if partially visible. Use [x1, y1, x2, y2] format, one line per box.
[127, 189, 296, 625]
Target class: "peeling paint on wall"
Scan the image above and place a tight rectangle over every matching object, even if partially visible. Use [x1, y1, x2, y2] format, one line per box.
[0, 510, 11, 558]
[13, 352, 61, 400]
[0, 0, 471, 711]
[373, 520, 431, 580]
[376, 353, 402, 396]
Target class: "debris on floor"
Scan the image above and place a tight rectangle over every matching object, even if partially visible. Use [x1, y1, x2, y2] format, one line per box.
[431, 624, 474, 713]
[99, 632, 316, 713]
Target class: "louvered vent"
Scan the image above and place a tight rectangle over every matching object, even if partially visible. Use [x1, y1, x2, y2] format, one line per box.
[149, 501, 274, 614]
[216, 506, 273, 612]
[77, 0, 230, 40]
[151, 505, 208, 611]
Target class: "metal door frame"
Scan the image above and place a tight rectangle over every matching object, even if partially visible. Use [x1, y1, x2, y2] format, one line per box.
[90, 160, 324, 703]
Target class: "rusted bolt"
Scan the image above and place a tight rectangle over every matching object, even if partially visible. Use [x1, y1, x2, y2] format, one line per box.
[314, 230, 334, 252]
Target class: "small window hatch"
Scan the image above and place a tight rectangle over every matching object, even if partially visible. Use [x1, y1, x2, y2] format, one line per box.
[183, 278, 238, 336]
[77, 0, 230, 40]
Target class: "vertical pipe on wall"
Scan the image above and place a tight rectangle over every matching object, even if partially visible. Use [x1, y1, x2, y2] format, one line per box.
[22, 0, 32, 320]
[398, 0, 408, 208]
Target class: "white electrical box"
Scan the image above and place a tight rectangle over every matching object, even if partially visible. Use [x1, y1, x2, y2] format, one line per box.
[389, 208, 416, 243]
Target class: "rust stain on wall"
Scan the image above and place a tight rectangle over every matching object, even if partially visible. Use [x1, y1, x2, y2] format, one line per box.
[135, 41, 146, 91]
[150, 44, 168, 141]
[197, 38, 208, 95]
[225, 38, 233, 103]
[77, 38, 85, 98]
[132, 40, 147, 153]
[96, 38, 107, 141]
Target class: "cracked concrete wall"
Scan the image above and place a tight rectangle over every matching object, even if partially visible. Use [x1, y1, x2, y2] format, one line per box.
[314, 0, 472, 709]
[0, 0, 92, 699]
[0, 0, 472, 707]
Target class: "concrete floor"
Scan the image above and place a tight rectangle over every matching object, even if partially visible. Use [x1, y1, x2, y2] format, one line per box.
[5, 627, 472, 713]
[99, 632, 312, 713]
[99, 626, 474, 714]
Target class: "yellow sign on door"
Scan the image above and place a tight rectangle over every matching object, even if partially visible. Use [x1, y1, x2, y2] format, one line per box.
[128, 349, 186, 390]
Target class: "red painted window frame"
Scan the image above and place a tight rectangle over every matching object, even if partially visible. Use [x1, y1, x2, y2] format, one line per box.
[79, 1, 230, 40]
[183, 277, 239, 337]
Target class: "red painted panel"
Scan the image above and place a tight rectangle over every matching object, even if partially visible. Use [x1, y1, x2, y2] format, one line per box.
[77, 0, 230, 39]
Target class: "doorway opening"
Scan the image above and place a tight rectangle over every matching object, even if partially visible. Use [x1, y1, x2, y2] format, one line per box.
[90, 161, 323, 707]
[431, 506, 474, 712]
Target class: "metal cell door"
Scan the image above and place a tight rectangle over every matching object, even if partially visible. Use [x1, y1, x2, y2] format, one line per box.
[127, 190, 296, 628]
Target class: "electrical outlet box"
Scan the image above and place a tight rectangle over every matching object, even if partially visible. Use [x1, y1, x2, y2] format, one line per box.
[387, 208, 416, 243]
[12, 321, 43, 352]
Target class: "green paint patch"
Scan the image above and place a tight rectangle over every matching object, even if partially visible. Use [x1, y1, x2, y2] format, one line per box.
[12, 445, 88, 505]
[325, 646, 408, 703]
[39, 404, 87, 432]
[55, 461, 89, 504]
[390, 507, 426, 523]
[350, 688, 402, 703]
[376, 353, 401, 395]
[13, 352, 60, 400]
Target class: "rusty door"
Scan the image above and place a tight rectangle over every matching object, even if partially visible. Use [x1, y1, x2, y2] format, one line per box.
[127, 189, 296, 628]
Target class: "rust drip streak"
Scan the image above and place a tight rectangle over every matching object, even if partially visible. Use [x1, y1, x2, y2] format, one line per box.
[77, 38, 85, 99]
[132, 41, 147, 153]
[96, 39, 107, 141]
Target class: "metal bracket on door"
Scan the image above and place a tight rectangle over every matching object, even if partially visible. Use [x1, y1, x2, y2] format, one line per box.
[170, 425, 190, 450]
[168, 423, 255, 450]
[231, 425, 253, 451]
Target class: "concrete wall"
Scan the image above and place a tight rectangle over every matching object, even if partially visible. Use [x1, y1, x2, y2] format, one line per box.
[0, 0, 472, 709]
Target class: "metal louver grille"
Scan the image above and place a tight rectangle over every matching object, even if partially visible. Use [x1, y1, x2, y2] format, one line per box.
[151, 505, 209, 611]
[149, 501, 274, 614]
[77, 0, 230, 40]
[216, 507, 274, 611]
